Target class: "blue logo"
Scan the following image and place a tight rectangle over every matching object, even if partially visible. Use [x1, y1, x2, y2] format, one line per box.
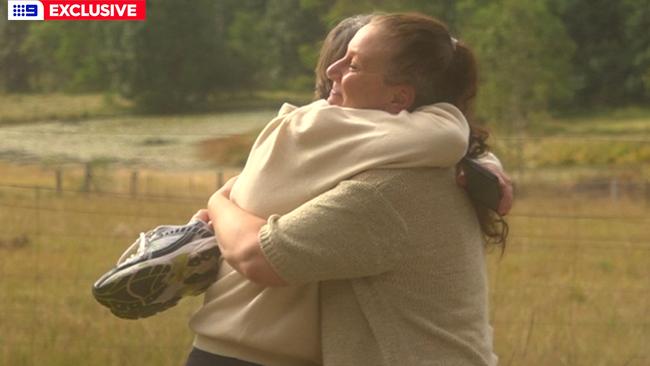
[8, 1, 45, 20]
[12, 3, 38, 17]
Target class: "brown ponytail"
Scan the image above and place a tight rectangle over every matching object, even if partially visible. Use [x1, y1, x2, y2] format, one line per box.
[448, 44, 509, 254]
[371, 13, 508, 251]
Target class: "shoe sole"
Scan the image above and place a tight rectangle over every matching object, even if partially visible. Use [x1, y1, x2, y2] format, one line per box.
[92, 238, 220, 319]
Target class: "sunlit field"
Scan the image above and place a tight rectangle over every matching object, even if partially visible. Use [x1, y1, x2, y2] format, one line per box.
[1, 97, 649, 365]
[0, 162, 648, 366]
[0, 94, 130, 125]
[2, 0, 649, 361]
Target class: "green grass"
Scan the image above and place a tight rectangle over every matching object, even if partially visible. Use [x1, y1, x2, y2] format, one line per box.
[1, 95, 649, 364]
[487, 106, 650, 170]
[0, 91, 312, 126]
[0, 190, 205, 365]
[0, 93, 131, 125]
[0, 164, 648, 365]
[489, 197, 650, 365]
[531, 106, 650, 136]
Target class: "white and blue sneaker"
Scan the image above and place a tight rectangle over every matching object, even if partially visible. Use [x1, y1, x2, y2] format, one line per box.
[92, 219, 220, 319]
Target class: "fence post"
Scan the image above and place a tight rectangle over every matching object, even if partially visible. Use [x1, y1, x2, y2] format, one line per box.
[82, 163, 93, 193]
[34, 187, 41, 238]
[217, 170, 224, 188]
[130, 170, 139, 197]
[55, 168, 63, 195]
[609, 177, 619, 202]
[645, 180, 650, 210]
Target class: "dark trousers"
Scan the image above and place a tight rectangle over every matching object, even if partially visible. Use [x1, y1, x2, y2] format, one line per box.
[185, 347, 264, 366]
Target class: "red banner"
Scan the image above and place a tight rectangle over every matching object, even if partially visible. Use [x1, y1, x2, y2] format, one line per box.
[42, 0, 146, 21]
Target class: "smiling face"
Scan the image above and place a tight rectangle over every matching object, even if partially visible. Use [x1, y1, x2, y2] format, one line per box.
[325, 24, 411, 113]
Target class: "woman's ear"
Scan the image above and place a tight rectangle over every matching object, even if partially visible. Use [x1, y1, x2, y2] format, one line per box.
[387, 84, 415, 114]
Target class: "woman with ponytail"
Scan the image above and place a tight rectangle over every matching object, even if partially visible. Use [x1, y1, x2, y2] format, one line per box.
[315, 13, 512, 249]
[188, 12, 508, 366]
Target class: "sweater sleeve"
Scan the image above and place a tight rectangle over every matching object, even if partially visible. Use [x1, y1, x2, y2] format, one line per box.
[258, 180, 408, 285]
[475, 152, 503, 170]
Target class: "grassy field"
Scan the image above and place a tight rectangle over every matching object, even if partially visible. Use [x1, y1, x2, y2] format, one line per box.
[0, 164, 238, 366]
[2, 93, 650, 172]
[0, 91, 311, 125]
[1, 95, 649, 364]
[0, 94, 132, 125]
[0, 163, 648, 366]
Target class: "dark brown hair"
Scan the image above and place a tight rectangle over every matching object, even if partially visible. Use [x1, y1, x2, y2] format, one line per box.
[315, 13, 508, 250]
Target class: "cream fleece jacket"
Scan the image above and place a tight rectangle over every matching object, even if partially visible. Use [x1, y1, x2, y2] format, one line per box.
[229, 99, 469, 217]
[190, 100, 470, 366]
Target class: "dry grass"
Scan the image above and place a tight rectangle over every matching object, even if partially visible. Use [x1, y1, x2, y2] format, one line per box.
[0, 163, 648, 365]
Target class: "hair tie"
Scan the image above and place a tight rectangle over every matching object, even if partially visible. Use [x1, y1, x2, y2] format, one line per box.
[450, 36, 458, 51]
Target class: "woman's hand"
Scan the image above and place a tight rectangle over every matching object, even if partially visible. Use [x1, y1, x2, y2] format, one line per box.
[205, 175, 287, 287]
[457, 163, 514, 216]
[192, 209, 210, 223]
[482, 164, 513, 216]
[206, 175, 238, 221]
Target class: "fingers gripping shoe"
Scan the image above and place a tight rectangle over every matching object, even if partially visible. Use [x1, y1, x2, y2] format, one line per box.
[92, 219, 220, 319]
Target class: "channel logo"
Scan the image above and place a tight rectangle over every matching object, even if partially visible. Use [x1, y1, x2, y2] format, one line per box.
[8, 0, 44, 20]
[7, 0, 146, 21]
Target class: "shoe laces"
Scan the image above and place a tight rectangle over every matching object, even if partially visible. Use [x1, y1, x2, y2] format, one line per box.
[117, 231, 151, 266]
[116, 220, 212, 266]
[135, 231, 149, 259]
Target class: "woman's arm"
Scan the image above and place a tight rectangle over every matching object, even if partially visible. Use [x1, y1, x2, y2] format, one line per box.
[201, 177, 408, 287]
[205, 178, 287, 287]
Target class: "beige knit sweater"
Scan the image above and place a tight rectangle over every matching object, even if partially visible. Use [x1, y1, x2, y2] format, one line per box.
[189, 100, 470, 365]
[261, 168, 498, 366]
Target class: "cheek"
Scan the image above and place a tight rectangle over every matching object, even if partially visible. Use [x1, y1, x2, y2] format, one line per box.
[340, 74, 392, 109]
[342, 75, 368, 101]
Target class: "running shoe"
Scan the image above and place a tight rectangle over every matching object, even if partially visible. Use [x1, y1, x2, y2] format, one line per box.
[92, 219, 220, 319]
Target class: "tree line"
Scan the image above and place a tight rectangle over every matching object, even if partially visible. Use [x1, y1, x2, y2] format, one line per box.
[1, 0, 648, 127]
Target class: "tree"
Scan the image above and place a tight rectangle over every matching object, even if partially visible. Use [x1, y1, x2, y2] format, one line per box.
[325, 0, 457, 28]
[623, 0, 650, 102]
[238, 0, 327, 90]
[124, 0, 231, 113]
[20, 22, 120, 92]
[460, 0, 575, 131]
[551, 0, 650, 106]
[0, 20, 33, 92]
[224, 0, 267, 89]
[555, 0, 637, 106]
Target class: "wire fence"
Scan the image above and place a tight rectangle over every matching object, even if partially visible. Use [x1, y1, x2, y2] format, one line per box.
[0, 157, 649, 365]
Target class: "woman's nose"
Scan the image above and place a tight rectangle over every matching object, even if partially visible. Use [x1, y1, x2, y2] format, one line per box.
[326, 57, 344, 82]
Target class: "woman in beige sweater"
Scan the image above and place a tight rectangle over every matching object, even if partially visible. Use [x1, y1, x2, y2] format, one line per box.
[188, 13, 509, 366]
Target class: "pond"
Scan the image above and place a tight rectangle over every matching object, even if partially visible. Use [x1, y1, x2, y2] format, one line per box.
[0, 110, 275, 170]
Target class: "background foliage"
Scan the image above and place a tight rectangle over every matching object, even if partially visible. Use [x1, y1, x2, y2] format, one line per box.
[0, 2, 648, 365]
[1, 0, 649, 123]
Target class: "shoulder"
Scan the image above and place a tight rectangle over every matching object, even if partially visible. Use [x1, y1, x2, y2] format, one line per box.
[346, 168, 475, 223]
[349, 168, 458, 197]
[301, 100, 398, 123]
[415, 102, 465, 121]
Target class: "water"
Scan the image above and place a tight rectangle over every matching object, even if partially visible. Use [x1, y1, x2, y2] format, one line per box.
[0, 110, 275, 169]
